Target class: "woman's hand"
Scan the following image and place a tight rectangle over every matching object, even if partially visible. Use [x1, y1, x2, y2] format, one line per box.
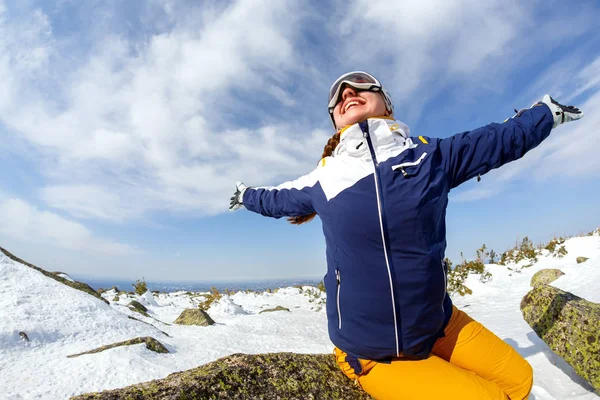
[229, 181, 248, 211]
[539, 94, 584, 129]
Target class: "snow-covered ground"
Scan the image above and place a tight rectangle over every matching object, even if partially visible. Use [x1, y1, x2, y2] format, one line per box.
[1, 233, 599, 399]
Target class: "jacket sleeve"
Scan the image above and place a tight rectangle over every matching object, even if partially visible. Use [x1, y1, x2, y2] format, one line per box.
[439, 103, 554, 189]
[242, 166, 321, 218]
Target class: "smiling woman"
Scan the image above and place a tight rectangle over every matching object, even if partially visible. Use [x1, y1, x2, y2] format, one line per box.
[228, 70, 584, 399]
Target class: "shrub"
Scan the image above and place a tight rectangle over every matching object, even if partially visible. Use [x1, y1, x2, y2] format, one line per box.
[446, 257, 473, 297]
[132, 279, 148, 296]
[304, 286, 326, 311]
[198, 287, 222, 311]
[316, 280, 325, 292]
[545, 237, 568, 258]
[499, 237, 539, 265]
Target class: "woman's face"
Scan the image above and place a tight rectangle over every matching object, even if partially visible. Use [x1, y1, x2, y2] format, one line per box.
[332, 85, 388, 130]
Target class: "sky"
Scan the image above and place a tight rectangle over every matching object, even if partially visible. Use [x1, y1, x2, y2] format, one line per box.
[0, 0, 599, 282]
[2, 233, 599, 398]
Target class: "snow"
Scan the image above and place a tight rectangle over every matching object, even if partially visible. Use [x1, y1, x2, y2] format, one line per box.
[1, 234, 599, 399]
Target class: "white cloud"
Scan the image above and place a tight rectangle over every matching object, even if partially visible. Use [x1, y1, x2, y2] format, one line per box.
[332, 0, 597, 120]
[0, 1, 333, 222]
[0, 198, 134, 254]
[1, 1, 598, 220]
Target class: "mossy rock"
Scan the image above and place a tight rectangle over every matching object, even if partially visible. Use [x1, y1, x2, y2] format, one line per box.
[128, 300, 149, 317]
[0, 246, 109, 305]
[259, 306, 291, 314]
[530, 269, 564, 287]
[70, 353, 373, 399]
[576, 257, 589, 264]
[174, 309, 215, 326]
[113, 296, 120, 302]
[67, 336, 169, 358]
[521, 285, 600, 392]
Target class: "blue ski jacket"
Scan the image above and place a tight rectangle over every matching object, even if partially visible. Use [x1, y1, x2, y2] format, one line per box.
[242, 103, 554, 361]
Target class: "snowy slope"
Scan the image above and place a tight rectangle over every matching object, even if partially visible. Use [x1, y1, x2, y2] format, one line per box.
[0, 234, 598, 399]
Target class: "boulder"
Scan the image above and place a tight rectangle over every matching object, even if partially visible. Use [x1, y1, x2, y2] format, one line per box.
[521, 285, 600, 392]
[128, 300, 149, 317]
[174, 309, 215, 326]
[576, 257, 589, 264]
[530, 268, 564, 287]
[70, 353, 373, 399]
[67, 336, 169, 358]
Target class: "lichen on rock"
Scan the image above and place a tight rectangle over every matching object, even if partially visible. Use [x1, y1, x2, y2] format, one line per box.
[67, 336, 169, 358]
[521, 285, 600, 392]
[530, 268, 565, 287]
[576, 257, 589, 264]
[174, 308, 215, 326]
[70, 353, 373, 399]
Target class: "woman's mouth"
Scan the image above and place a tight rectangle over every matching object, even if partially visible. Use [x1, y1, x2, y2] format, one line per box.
[344, 100, 362, 113]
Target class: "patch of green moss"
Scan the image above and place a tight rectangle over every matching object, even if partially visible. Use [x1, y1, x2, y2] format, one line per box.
[70, 353, 374, 399]
[67, 336, 168, 358]
[259, 306, 290, 314]
[0, 246, 109, 305]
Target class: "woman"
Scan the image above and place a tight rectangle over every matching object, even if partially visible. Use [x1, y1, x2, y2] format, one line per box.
[229, 71, 583, 399]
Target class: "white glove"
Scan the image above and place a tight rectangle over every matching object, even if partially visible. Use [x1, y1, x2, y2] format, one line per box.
[229, 181, 248, 211]
[539, 94, 584, 129]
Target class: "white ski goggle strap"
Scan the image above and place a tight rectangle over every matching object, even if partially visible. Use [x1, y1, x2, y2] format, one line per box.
[327, 71, 382, 112]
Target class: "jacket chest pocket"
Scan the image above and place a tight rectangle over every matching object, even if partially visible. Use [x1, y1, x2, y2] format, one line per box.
[391, 152, 428, 177]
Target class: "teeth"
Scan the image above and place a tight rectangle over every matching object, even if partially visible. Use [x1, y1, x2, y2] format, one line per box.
[344, 101, 360, 112]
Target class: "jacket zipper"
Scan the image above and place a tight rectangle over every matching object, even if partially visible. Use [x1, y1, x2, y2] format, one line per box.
[440, 260, 447, 314]
[360, 121, 401, 357]
[391, 152, 428, 177]
[336, 269, 342, 329]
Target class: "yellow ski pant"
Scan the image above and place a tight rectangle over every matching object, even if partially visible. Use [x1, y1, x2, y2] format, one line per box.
[334, 306, 533, 400]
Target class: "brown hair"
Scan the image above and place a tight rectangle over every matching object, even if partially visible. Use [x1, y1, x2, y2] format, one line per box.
[287, 131, 341, 225]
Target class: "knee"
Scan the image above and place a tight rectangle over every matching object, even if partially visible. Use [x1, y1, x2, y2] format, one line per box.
[509, 360, 533, 400]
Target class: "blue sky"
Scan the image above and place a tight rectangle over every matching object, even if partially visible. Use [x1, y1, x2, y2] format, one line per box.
[1, 0, 599, 282]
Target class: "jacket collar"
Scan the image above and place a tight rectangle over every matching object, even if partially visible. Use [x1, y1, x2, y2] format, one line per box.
[334, 118, 411, 159]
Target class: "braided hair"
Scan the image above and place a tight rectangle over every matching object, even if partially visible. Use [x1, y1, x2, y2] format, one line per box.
[287, 130, 341, 225]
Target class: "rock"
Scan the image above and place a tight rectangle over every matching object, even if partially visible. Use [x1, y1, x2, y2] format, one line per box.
[530, 269, 564, 287]
[19, 331, 29, 342]
[0, 246, 109, 305]
[67, 336, 169, 358]
[576, 257, 589, 264]
[70, 353, 373, 399]
[259, 306, 291, 314]
[521, 285, 600, 392]
[128, 300, 149, 317]
[174, 309, 215, 326]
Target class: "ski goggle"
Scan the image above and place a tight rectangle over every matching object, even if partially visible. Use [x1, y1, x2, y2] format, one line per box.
[327, 71, 382, 112]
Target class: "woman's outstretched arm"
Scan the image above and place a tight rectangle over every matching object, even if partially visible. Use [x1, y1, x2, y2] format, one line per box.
[439, 95, 583, 189]
[228, 167, 322, 218]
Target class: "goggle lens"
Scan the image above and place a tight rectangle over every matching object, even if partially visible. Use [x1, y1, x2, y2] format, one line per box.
[328, 72, 381, 110]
